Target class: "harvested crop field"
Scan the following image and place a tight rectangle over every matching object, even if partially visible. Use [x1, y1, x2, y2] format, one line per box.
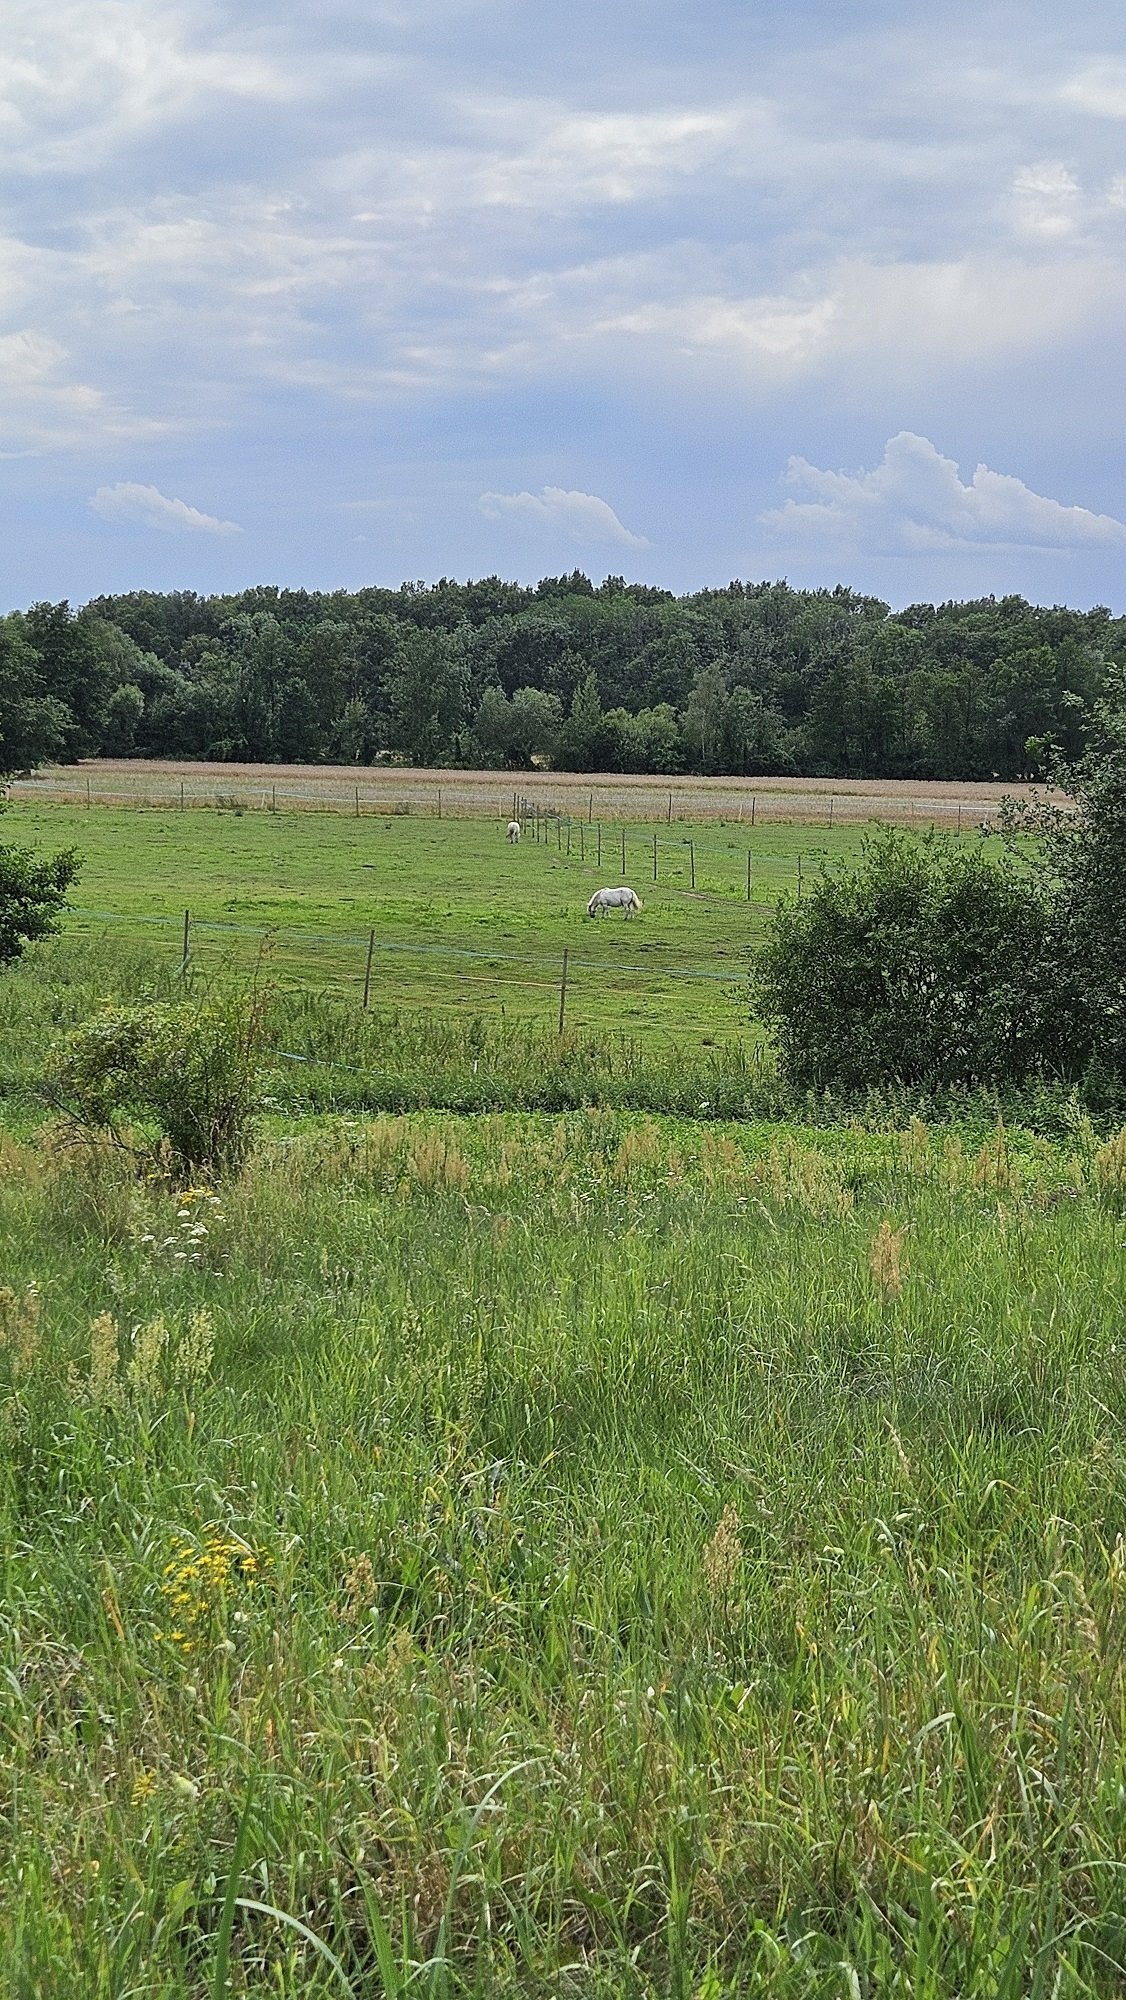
[8, 758, 1062, 826]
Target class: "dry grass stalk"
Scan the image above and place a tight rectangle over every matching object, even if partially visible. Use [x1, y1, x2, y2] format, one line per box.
[0, 1283, 42, 1379]
[869, 1219, 906, 1299]
[702, 1503, 743, 1607]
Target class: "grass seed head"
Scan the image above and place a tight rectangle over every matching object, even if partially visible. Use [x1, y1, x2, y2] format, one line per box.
[869, 1219, 906, 1298]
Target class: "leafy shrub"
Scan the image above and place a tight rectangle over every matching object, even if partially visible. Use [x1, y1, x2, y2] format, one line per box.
[47, 991, 265, 1174]
[0, 836, 78, 967]
[1002, 671, 1126, 1080]
[753, 828, 1072, 1092]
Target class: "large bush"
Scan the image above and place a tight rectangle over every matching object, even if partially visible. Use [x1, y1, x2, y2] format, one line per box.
[1002, 673, 1126, 1082]
[753, 829, 1071, 1092]
[0, 836, 78, 967]
[47, 992, 265, 1174]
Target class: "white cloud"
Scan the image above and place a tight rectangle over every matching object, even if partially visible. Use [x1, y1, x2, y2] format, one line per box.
[1012, 161, 1082, 239]
[478, 485, 647, 547]
[89, 481, 241, 534]
[473, 105, 751, 210]
[760, 432, 1126, 555]
[1060, 63, 1126, 118]
[2, 0, 295, 174]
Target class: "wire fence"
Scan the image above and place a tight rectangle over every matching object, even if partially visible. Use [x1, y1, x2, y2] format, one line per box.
[66, 903, 752, 1041]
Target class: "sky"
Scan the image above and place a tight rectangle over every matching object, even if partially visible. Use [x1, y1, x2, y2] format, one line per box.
[3, 0, 1126, 612]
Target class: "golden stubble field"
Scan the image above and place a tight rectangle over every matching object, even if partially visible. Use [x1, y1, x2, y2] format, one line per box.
[10, 758, 1064, 826]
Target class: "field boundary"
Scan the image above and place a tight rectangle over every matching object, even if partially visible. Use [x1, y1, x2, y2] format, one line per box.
[9, 759, 1051, 827]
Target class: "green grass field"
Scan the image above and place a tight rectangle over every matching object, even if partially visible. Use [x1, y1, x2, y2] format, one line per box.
[4, 797, 1122, 1994]
[4, 802, 880, 1045]
[3, 1107, 1126, 1994]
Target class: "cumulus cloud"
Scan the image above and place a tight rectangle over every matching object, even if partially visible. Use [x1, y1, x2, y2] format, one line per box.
[89, 481, 241, 534]
[760, 432, 1126, 555]
[478, 485, 647, 547]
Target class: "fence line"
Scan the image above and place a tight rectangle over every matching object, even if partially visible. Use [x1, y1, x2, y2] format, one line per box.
[10, 769, 1013, 830]
[64, 903, 750, 1040]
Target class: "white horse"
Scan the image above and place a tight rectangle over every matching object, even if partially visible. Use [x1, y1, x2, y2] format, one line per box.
[506, 819, 521, 843]
[587, 885, 642, 917]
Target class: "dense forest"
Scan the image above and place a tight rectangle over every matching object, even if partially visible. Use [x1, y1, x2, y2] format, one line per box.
[1, 574, 1122, 780]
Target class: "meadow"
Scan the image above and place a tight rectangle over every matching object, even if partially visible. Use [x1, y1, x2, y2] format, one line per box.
[3, 1100, 1126, 1995]
[1, 800, 882, 1045]
[3, 797, 1125, 1995]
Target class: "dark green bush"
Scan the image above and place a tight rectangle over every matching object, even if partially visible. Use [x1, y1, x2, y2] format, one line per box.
[753, 828, 1072, 1092]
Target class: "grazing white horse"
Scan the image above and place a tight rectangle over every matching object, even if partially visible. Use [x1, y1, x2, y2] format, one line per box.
[587, 885, 642, 917]
[506, 819, 521, 843]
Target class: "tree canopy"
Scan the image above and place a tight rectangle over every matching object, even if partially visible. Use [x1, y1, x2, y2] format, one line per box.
[0, 578, 1121, 781]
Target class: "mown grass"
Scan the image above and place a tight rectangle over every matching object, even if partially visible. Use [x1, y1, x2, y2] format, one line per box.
[4, 1104, 1126, 1994]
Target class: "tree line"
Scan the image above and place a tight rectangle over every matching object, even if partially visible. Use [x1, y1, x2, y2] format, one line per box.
[1, 572, 1123, 780]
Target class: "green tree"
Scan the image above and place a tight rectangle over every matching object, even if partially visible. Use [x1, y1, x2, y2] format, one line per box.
[384, 628, 469, 764]
[24, 602, 112, 755]
[1004, 673, 1126, 1080]
[101, 684, 145, 754]
[0, 619, 70, 774]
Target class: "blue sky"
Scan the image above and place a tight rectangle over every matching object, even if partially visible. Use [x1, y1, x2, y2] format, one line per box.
[3, 0, 1126, 610]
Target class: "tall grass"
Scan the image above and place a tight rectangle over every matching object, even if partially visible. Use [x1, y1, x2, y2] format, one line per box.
[3, 1107, 1126, 1991]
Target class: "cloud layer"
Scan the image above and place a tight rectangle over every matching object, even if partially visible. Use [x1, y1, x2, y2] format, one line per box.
[3, 1, 1126, 604]
[761, 433, 1126, 555]
[89, 482, 241, 535]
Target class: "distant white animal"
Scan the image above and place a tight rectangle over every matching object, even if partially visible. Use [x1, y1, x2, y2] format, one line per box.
[587, 885, 642, 917]
[506, 819, 521, 843]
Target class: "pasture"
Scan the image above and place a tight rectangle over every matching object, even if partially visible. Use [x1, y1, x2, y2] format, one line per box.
[1, 800, 888, 1044]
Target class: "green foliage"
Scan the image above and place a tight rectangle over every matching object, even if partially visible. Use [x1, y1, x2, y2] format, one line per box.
[48, 991, 265, 1173]
[0, 617, 71, 774]
[0, 833, 78, 968]
[1004, 671, 1126, 1080]
[754, 828, 1068, 1091]
[5, 577, 1115, 780]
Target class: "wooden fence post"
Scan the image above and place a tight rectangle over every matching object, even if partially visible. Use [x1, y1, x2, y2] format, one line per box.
[558, 948, 569, 1036]
[746, 851, 752, 902]
[751, 795, 756, 828]
[652, 831, 658, 880]
[620, 826, 626, 876]
[797, 854, 803, 901]
[597, 823, 602, 867]
[687, 839, 695, 889]
[180, 909, 191, 976]
[667, 792, 673, 825]
[363, 930, 375, 1010]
